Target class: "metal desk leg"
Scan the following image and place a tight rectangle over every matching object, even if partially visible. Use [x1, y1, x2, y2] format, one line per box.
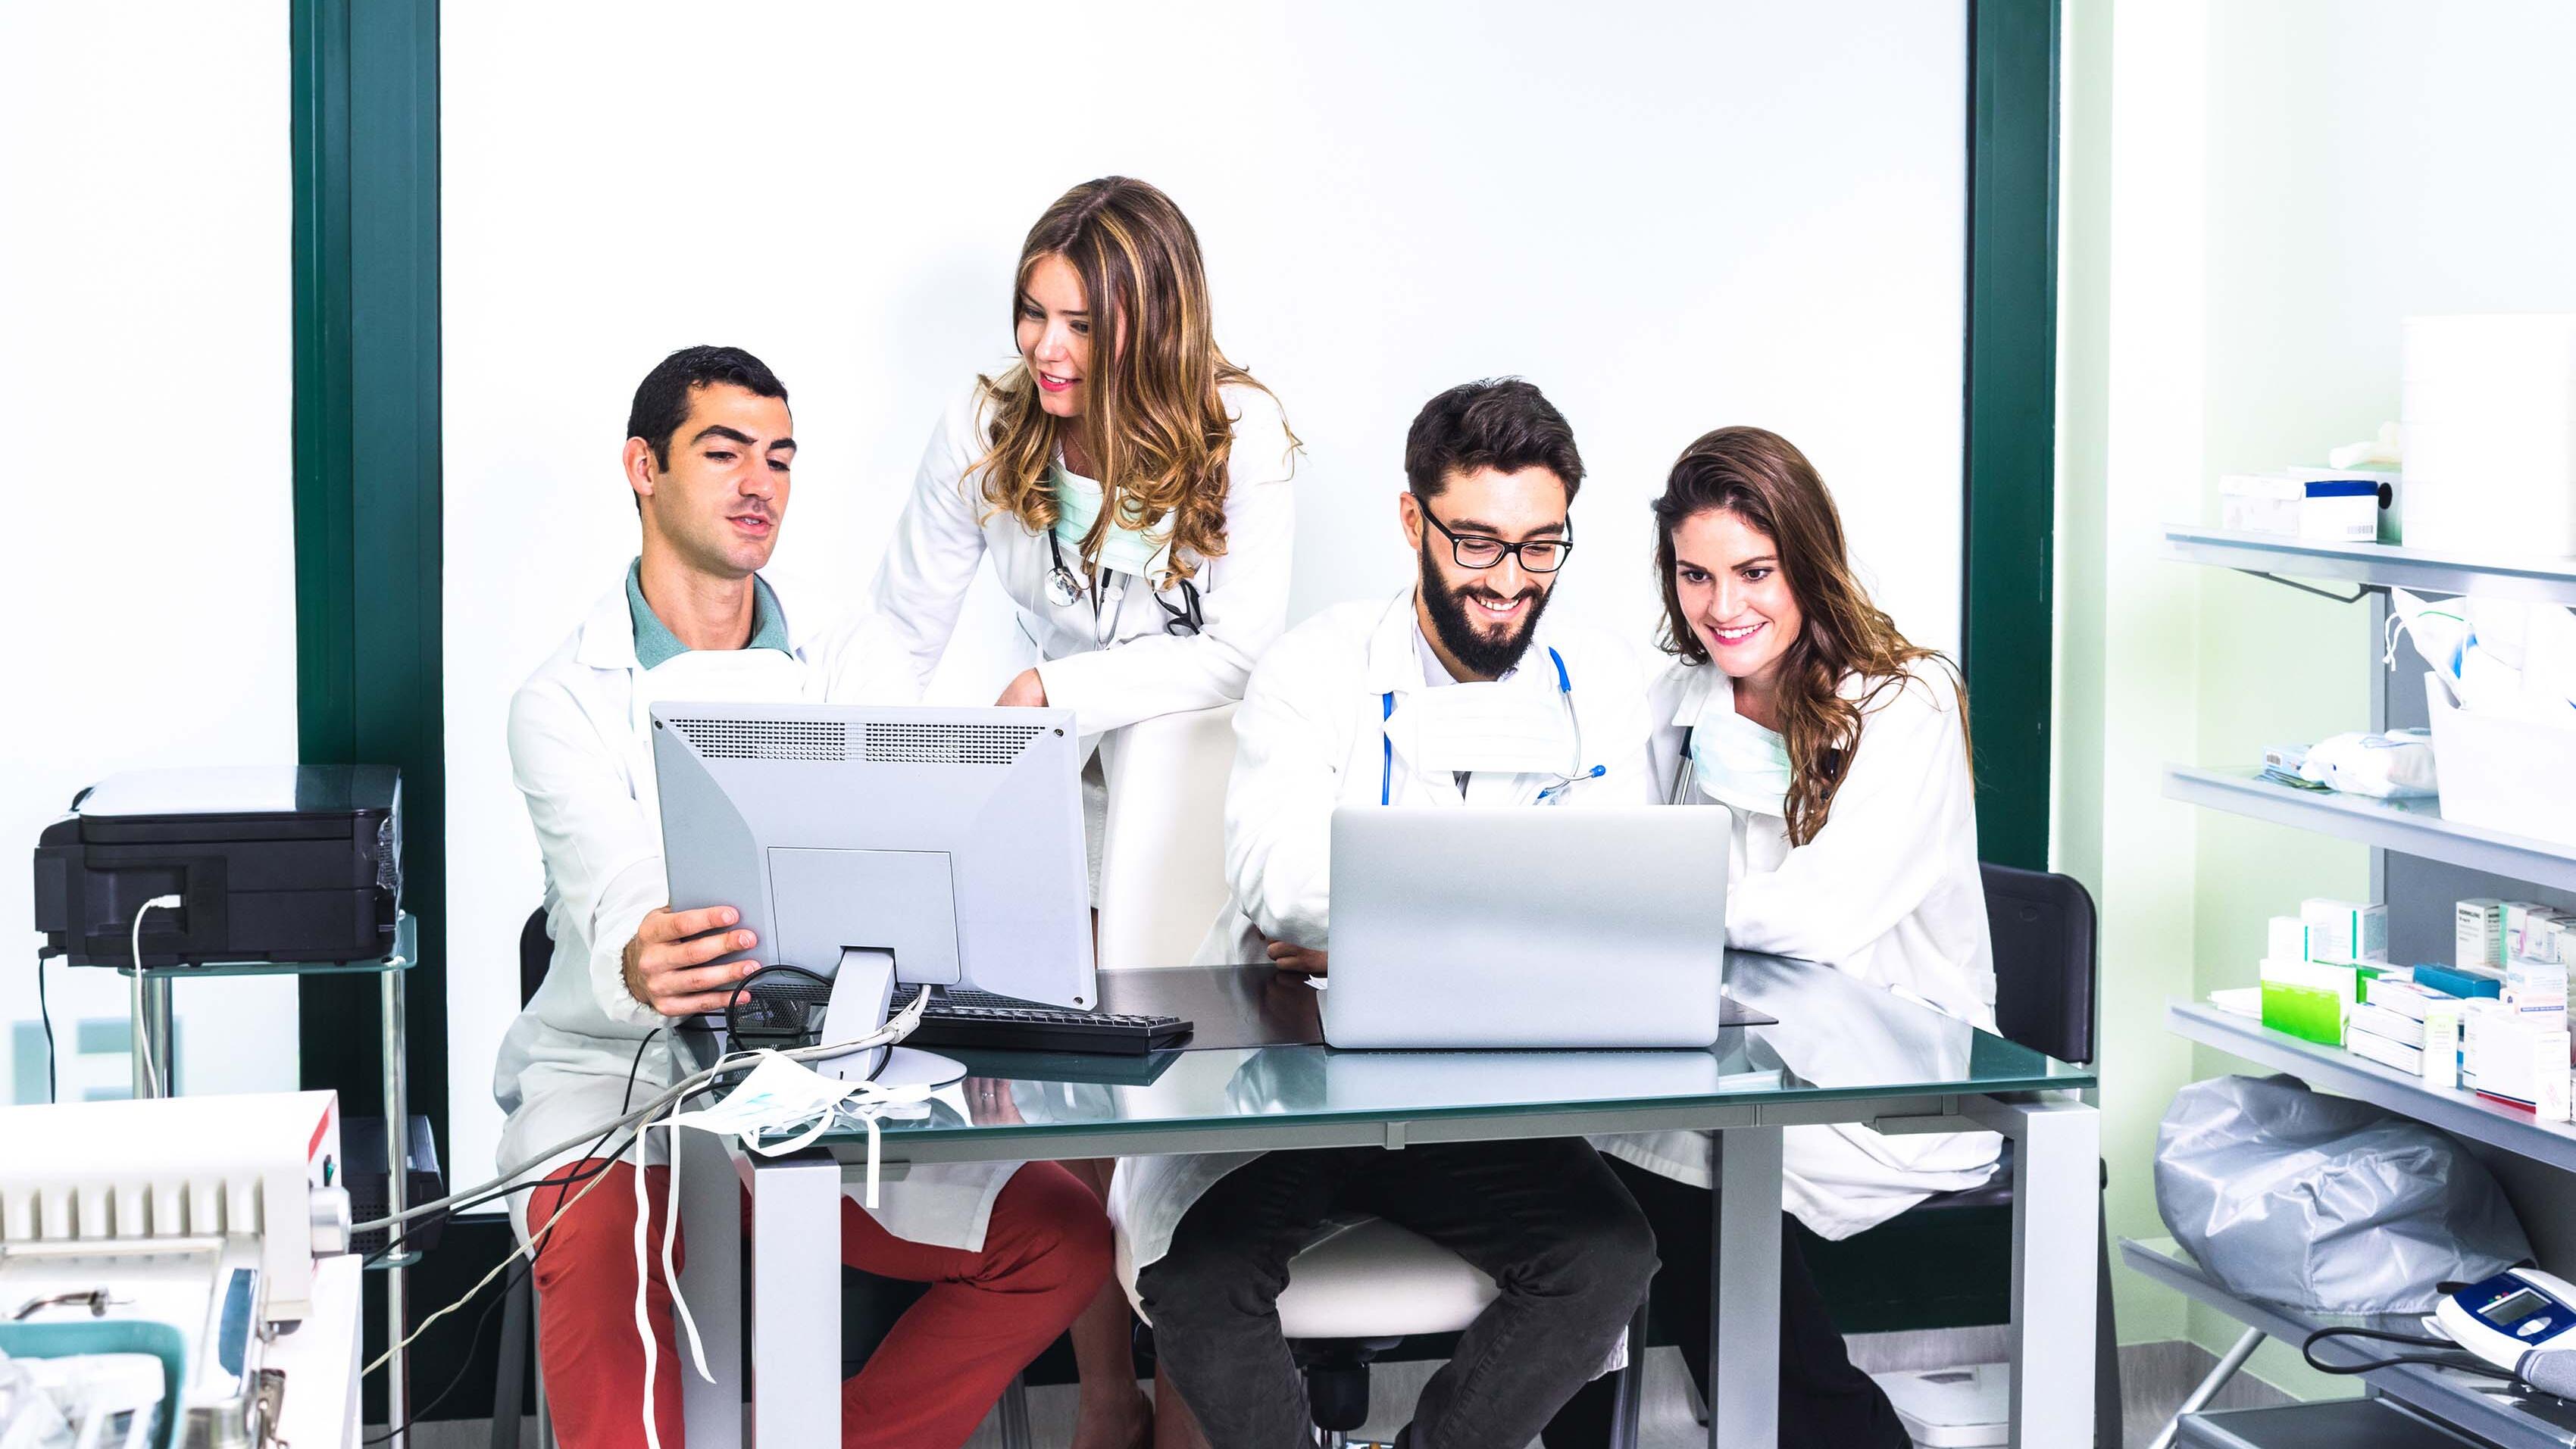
[132, 977, 174, 1098]
[677, 1129, 746, 1448]
[747, 1151, 843, 1445]
[381, 968, 409, 1446]
[1708, 1126, 1782, 1449]
[1969, 1095, 2100, 1449]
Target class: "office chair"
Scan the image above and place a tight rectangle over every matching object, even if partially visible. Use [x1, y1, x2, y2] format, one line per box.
[1811, 863, 2120, 1444]
[491, 907, 556, 1449]
[1096, 702, 1240, 969]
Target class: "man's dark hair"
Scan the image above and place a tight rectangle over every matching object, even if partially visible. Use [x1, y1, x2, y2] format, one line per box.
[627, 345, 788, 468]
[1402, 377, 1584, 501]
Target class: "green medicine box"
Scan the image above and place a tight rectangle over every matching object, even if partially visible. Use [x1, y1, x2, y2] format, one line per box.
[2262, 979, 2347, 1046]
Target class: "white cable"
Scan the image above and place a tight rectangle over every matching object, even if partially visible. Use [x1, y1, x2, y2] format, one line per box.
[355, 987, 933, 1232]
[128, 896, 182, 1098]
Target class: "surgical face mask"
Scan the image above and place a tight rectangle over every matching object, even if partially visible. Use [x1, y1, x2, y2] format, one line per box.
[1690, 701, 1793, 816]
[1052, 463, 1165, 579]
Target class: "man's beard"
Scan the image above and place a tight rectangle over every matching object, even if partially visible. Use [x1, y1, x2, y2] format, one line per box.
[1421, 537, 1555, 679]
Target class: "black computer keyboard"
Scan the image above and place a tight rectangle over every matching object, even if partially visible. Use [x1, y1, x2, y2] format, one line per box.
[907, 990, 1192, 1057]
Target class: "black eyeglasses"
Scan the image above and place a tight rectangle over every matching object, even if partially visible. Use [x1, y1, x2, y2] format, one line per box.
[1422, 509, 1572, 573]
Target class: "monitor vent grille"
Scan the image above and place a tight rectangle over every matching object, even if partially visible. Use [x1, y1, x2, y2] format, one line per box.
[671, 717, 849, 762]
[864, 721, 1044, 766]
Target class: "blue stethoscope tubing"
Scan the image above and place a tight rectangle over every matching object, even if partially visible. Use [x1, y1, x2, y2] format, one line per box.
[1379, 645, 1604, 805]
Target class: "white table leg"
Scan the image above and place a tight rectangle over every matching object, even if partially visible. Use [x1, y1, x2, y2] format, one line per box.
[1708, 1125, 1782, 1449]
[746, 1151, 843, 1445]
[677, 1128, 746, 1447]
[1970, 1094, 2100, 1449]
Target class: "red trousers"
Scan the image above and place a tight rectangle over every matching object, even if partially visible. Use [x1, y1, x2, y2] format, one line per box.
[524, 1157, 1109, 1449]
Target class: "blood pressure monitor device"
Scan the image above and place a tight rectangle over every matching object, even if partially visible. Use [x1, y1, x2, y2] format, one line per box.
[2436, 1267, 2576, 1371]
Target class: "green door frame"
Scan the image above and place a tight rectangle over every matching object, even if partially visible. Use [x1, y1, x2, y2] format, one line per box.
[287, 0, 2059, 1416]
[1965, 0, 2060, 872]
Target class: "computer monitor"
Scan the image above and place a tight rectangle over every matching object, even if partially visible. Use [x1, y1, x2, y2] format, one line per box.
[651, 701, 1096, 1082]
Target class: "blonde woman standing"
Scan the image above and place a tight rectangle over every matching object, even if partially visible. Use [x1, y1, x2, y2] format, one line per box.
[871, 176, 1296, 1449]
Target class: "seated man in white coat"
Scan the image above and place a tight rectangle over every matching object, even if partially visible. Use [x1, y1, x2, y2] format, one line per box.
[493, 345, 1110, 1449]
[1116, 379, 1659, 1449]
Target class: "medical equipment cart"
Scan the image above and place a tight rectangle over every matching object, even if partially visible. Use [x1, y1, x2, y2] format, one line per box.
[2143, 528, 2576, 1447]
[117, 911, 420, 1445]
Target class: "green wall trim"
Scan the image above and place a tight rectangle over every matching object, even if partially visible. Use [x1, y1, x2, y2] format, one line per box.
[292, 0, 442, 1419]
[1964, 0, 2062, 871]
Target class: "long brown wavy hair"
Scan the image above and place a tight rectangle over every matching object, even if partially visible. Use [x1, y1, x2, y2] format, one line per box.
[971, 177, 1292, 584]
[1652, 426, 1971, 845]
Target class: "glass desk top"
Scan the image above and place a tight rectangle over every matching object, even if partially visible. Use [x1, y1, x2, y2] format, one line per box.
[802, 951, 2093, 1165]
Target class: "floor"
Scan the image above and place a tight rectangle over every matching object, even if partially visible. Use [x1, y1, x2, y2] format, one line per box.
[396, 1332, 2300, 1447]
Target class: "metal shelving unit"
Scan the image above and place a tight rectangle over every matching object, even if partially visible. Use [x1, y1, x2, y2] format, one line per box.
[2164, 767, 2576, 892]
[2157, 532, 2576, 1445]
[2163, 526, 2576, 604]
[2121, 1236, 2576, 1448]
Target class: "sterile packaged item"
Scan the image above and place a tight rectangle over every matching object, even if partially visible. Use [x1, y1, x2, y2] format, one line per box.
[2296, 732, 2438, 800]
[2505, 957, 2569, 1013]
[2542, 1068, 2574, 1124]
[2259, 744, 2311, 789]
[2402, 313, 2576, 559]
[2350, 1001, 2428, 1047]
[2219, 473, 2301, 536]
[2459, 899, 2508, 970]
[2268, 916, 2312, 963]
[2286, 466, 2402, 544]
[2296, 477, 2383, 542]
[2466, 1010, 2573, 1107]
[2302, 898, 2390, 963]
[2348, 1028, 2425, 1076]
[2368, 977, 2459, 1022]
[2416, 961, 2506, 1000]
[2507, 903, 2576, 964]
[2424, 1007, 2465, 1089]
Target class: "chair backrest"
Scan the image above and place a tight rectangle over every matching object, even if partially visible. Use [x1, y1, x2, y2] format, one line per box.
[519, 907, 552, 1008]
[1096, 703, 1240, 970]
[1980, 862, 2099, 1066]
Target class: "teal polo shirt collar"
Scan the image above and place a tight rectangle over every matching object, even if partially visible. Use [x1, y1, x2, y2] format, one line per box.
[627, 558, 791, 670]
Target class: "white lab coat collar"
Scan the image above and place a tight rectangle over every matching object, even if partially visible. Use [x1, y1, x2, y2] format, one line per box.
[1360, 585, 1556, 697]
[1668, 660, 1721, 728]
[572, 566, 821, 673]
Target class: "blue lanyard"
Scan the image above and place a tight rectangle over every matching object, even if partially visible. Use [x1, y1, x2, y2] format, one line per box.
[1380, 646, 1599, 805]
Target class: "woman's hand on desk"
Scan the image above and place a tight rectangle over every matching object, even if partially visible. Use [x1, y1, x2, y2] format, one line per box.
[1266, 941, 1328, 976]
[996, 668, 1050, 708]
[621, 906, 761, 1016]
[964, 1077, 1025, 1126]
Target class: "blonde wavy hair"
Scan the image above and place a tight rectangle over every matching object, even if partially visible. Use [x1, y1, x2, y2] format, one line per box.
[973, 176, 1293, 583]
[1652, 426, 1972, 846]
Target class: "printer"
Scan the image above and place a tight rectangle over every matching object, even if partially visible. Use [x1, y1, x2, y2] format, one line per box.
[32, 765, 402, 967]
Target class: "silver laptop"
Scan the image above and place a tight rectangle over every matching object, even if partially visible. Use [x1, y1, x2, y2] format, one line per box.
[1321, 807, 1727, 1049]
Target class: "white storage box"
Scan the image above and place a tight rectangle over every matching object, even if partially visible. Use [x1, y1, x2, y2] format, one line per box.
[2428, 671, 2576, 845]
[2402, 314, 2576, 558]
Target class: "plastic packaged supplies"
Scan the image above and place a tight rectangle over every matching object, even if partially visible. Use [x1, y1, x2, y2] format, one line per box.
[2387, 587, 2576, 844]
[2156, 1073, 2533, 1313]
[2294, 729, 2437, 798]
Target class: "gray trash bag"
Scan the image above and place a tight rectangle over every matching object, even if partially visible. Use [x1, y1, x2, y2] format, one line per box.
[2154, 1073, 2531, 1313]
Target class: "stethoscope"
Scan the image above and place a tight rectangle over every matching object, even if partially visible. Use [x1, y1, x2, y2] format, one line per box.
[1045, 529, 1204, 642]
[1378, 646, 1605, 805]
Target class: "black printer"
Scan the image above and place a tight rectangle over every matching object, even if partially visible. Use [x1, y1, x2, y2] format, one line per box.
[33, 765, 403, 967]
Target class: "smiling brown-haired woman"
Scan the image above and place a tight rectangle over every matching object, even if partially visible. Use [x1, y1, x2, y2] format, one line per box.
[1548, 426, 1999, 1449]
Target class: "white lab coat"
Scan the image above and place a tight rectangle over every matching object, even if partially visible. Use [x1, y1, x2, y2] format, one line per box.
[1108, 588, 1658, 1280]
[1602, 660, 2002, 1240]
[491, 573, 1026, 1251]
[870, 379, 1299, 740]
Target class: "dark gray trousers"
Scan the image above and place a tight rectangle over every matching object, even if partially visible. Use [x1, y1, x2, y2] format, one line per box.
[1136, 1138, 1657, 1449]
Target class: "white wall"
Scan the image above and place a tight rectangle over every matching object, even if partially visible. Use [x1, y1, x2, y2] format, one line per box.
[0, 6, 299, 1103]
[439, 0, 1971, 1180]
